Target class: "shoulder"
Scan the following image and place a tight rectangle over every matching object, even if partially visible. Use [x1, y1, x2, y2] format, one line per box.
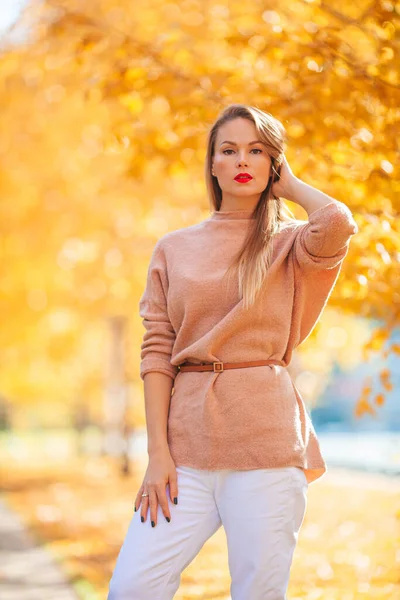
[274, 217, 307, 241]
[266, 218, 309, 261]
[278, 216, 307, 231]
[156, 221, 207, 250]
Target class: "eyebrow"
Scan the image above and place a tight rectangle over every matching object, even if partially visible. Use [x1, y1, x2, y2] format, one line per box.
[220, 140, 264, 146]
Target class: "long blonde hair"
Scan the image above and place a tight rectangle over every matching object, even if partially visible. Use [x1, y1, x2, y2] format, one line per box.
[205, 104, 296, 309]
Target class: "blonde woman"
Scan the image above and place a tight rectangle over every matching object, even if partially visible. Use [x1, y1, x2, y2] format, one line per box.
[107, 104, 358, 599]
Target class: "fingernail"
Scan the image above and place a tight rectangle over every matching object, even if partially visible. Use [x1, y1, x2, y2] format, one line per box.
[134, 506, 137, 512]
[141, 516, 144, 523]
[166, 517, 170, 522]
[151, 521, 155, 527]
[174, 497, 178, 505]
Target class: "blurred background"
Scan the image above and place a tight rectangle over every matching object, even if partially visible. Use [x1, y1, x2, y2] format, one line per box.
[0, 1, 399, 599]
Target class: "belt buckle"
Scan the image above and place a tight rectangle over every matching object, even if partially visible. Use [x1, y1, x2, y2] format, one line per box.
[213, 361, 224, 373]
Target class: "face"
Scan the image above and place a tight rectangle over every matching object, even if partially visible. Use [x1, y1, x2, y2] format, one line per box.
[212, 117, 272, 208]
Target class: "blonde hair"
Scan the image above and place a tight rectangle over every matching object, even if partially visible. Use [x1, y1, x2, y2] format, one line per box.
[205, 103, 296, 309]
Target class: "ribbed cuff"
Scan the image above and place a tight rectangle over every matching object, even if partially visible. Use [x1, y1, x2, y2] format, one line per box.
[140, 357, 179, 381]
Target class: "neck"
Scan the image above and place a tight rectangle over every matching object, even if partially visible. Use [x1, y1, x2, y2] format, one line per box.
[210, 208, 256, 221]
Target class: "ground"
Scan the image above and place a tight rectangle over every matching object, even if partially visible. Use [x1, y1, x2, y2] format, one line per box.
[1, 455, 399, 600]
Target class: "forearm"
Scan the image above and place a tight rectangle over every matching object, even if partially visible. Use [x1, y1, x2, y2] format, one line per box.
[143, 371, 174, 456]
[286, 176, 358, 260]
[285, 177, 339, 216]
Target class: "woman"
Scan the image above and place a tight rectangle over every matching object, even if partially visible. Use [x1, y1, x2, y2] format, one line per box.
[107, 104, 358, 599]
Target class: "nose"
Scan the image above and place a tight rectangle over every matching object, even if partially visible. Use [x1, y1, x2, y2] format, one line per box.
[236, 153, 249, 167]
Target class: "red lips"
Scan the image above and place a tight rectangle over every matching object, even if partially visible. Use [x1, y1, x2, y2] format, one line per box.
[234, 172, 253, 182]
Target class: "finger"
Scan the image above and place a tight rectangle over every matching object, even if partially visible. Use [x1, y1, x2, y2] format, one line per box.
[157, 486, 171, 522]
[168, 473, 178, 506]
[149, 488, 158, 527]
[134, 485, 143, 512]
[140, 492, 149, 523]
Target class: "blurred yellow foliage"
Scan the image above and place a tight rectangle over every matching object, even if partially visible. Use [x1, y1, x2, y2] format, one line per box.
[0, 0, 399, 422]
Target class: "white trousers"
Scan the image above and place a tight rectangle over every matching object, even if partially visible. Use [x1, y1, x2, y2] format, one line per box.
[107, 464, 308, 600]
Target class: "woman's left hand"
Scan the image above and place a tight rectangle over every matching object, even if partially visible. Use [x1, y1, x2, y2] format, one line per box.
[271, 154, 298, 200]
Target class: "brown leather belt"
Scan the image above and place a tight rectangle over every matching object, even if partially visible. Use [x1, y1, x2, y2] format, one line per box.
[178, 359, 285, 373]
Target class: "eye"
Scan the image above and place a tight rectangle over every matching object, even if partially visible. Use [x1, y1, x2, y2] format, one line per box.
[222, 148, 263, 154]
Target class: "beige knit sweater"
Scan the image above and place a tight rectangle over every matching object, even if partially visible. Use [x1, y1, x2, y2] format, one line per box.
[139, 201, 358, 485]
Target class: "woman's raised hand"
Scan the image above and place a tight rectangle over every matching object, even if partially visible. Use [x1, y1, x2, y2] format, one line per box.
[134, 448, 179, 527]
[271, 153, 298, 201]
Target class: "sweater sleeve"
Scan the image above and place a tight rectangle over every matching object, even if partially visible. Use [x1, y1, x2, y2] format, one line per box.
[293, 200, 358, 270]
[139, 239, 178, 381]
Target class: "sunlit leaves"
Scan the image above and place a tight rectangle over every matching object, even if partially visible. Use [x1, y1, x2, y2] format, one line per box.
[0, 0, 399, 414]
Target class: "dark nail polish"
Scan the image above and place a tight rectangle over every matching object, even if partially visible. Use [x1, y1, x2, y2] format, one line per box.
[134, 506, 137, 512]
[166, 517, 170, 522]
[151, 521, 155, 527]
[141, 516, 144, 522]
[174, 497, 178, 505]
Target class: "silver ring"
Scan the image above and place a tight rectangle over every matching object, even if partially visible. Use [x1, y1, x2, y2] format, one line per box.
[141, 492, 149, 497]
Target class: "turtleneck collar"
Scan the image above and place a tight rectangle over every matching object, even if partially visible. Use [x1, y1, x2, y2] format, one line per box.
[210, 208, 256, 220]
